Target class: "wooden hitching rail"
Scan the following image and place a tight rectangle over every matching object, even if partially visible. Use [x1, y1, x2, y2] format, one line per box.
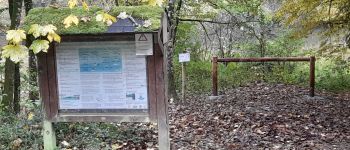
[212, 57, 316, 97]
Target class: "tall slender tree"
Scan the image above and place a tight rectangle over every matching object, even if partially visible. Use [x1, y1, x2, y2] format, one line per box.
[1, 0, 23, 113]
[24, 0, 37, 102]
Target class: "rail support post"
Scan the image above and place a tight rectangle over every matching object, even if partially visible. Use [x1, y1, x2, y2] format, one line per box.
[212, 57, 218, 96]
[309, 56, 316, 97]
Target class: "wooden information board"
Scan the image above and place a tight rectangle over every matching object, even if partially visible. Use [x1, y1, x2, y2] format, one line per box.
[38, 12, 170, 150]
[37, 33, 164, 123]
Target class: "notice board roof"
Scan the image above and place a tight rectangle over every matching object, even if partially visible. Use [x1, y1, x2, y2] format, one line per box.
[23, 6, 163, 34]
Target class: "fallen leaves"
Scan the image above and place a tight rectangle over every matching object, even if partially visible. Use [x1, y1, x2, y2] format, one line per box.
[63, 15, 79, 28]
[117, 12, 128, 19]
[169, 83, 350, 149]
[96, 11, 117, 26]
[68, 0, 78, 9]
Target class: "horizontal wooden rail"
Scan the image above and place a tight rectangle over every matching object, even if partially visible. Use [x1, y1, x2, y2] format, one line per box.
[217, 57, 311, 62]
[212, 56, 316, 97]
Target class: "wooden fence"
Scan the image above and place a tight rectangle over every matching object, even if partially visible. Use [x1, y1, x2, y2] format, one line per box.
[212, 57, 316, 97]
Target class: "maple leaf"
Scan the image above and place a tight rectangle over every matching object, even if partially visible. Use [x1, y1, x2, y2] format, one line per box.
[28, 24, 41, 38]
[6, 29, 26, 44]
[96, 12, 117, 25]
[68, 0, 78, 9]
[143, 0, 164, 7]
[29, 40, 50, 54]
[117, 12, 128, 19]
[106, 20, 113, 26]
[82, 0, 89, 11]
[41, 24, 57, 35]
[27, 112, 35, 120]
[96, 14, 103, 22]
[1, 44, 28, 62]
[29, 24, 58, 38]
[47, 32, 61, 43]
[104, 13, 117, 22]
[63, 14, 79, 28]
[143, 19, 152, 28]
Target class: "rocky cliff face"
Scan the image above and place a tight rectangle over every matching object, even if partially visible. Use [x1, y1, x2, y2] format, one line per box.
[0, 0, 10, 28]
[0, 0, 6, 47]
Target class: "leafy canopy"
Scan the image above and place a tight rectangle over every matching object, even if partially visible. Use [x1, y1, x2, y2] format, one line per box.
[276, 0, 350, 57]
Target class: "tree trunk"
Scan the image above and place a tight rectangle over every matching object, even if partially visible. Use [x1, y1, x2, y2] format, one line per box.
[49, 0, 56, 5]
[24, 0, 32, 14]
[166, 0, 182, 101]
[2, 59, 15, 112]
[13, 64, 20, 113]
[1, 0, 23, 113]
[115, 0, 119, 6]
[24, 0, 37, 102]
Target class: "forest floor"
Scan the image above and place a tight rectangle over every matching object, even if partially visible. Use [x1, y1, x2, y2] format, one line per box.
[3, 83, 350, 150]
[169, 83, 350, 149]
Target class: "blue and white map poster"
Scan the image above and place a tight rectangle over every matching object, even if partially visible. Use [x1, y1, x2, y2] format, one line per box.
[56, 41, 148, 110]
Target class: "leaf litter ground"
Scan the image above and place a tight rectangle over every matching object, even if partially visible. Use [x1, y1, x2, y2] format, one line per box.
[28, 83, 349, 149]
[169, 83, 350, 149]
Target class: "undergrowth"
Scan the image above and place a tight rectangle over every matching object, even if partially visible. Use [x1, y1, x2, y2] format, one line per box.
[174, 58, 350, 94]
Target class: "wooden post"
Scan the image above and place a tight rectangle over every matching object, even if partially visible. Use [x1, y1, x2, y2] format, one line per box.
[181, 62, 186, 102]
[43, 120, 56, 150]
[212, 57, 218, 96]
[157, 13, 170, 150]
[309, 56, 316, 97]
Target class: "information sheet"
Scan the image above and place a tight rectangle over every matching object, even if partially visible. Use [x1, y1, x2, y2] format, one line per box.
[56, 41, 148, 110]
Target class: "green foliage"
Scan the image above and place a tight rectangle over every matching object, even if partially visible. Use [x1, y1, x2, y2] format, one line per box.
[54, 122, 154, 149]
[314, 58, 350, 91]
[175, 26, 350, 95]
[276, 0, 350, 57]
[212, 0, 262, 14]
[23, 6, 163, 34]
[0, 110, 43, 150]
[174, 61, 258, 93]
[23, 7, 107, 34]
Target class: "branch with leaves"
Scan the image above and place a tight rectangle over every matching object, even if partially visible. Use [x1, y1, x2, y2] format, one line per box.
[1, 0, 165, 63]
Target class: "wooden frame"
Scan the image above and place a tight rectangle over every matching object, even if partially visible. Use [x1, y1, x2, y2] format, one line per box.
[37, 32, 163, 122]
[37, 12, 170, 150]
[212, 56, 316, 97]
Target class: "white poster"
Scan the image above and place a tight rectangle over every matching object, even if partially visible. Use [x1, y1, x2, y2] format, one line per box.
[135, 33, 153, 55]
[56, 41, 148, 110]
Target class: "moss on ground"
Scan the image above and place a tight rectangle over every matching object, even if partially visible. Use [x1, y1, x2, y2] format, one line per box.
[23, 5, 163, 34]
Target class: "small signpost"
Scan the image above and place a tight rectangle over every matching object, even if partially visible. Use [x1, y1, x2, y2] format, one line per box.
[179, 52, 190, 63]
[179, 52, 190, 102]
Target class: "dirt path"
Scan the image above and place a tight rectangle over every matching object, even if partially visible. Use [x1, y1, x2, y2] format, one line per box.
[169, 83, 350, 149]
